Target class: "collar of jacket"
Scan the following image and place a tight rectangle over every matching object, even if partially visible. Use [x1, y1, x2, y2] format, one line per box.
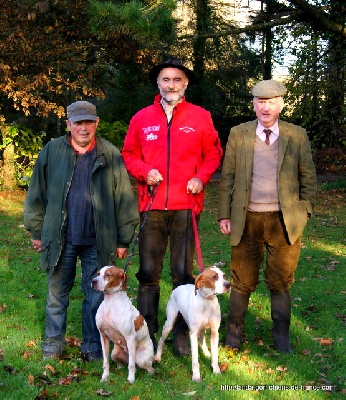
[64, 134, 106, 168]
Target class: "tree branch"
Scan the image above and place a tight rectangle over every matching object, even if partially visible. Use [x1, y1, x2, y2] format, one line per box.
[180, 2, 346, 40]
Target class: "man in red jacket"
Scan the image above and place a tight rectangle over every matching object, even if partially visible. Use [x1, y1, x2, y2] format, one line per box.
[122, 56, 222, 355]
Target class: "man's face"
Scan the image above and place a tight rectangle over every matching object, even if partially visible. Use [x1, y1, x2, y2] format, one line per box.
[253, 97, 284, 128]
[66, 119, 99, 149]
[157, 68, 189, 105]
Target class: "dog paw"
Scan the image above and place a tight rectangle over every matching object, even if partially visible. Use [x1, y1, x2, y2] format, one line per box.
[147, 367, 155, 375]
[100, 375, 109, 382]
[212, 366, 221, 374]
[154, 355, 161, 363]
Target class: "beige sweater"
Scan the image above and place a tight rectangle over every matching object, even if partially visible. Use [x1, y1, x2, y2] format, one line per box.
[248, 137, 280, 212]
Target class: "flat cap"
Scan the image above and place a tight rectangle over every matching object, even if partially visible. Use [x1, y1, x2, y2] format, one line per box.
[149, 55, 196, 86]
[252, 79, 286, 98]
[67, 101, 98, 122]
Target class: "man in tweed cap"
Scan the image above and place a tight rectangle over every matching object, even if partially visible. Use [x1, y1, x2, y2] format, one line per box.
[217, 79, 316, 353]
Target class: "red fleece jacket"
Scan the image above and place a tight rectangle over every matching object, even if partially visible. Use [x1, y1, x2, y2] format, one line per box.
[122, 95, 222, 214]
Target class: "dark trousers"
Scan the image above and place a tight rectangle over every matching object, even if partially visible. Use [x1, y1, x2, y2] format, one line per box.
[136, 210, 197, 288]
[231, 211, 301, 294]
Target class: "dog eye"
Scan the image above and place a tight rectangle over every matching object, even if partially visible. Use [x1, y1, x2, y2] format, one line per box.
[212, 274, 218, 280]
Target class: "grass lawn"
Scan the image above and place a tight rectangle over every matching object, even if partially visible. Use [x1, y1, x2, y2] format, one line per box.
[0, 176, 345, 400]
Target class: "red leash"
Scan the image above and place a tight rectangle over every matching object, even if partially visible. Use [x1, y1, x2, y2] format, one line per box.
[190, 195, 204, 273]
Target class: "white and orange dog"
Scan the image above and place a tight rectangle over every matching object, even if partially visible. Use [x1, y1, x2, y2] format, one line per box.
[92, 266, 154, 384]
[154, 266, 230, 382]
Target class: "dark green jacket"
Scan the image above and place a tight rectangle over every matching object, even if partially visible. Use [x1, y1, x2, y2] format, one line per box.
[217, 120, 317, 246]
[24, 135, 138, 276]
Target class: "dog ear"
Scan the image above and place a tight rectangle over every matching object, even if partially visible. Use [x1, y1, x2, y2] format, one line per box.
[194, 274, 204, 295]
[121, 271, 128, 290]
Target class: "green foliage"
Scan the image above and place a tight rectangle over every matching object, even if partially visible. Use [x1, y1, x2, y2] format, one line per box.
[0, 123, 45, 188]
[87, 0, 177, 46]
[96, 119, 128, 149]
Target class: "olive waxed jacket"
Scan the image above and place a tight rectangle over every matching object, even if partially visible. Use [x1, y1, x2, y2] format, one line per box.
[217, 119, 317, 246]
[24, 135, 138, 276]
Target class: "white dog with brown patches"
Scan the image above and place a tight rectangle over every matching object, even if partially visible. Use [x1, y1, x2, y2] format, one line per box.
[92, 266, 154, 384]
[154, 266, 230, 382]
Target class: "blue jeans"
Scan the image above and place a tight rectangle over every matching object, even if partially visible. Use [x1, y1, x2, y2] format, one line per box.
[42, 242, 103, 355]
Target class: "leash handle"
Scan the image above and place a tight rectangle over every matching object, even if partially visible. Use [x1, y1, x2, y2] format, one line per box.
[123, 181, 161, 273]
[189, 195, 204, 273]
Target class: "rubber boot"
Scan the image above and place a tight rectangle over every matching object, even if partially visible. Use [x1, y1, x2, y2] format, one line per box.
[137, 285, 160, 350]
[225, 291, 250, 349]
[271, 290, 293, 353]
[172, 313, 190, 356]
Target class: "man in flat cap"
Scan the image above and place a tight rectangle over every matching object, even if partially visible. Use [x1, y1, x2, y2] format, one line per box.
[24, 100, 138, 361]
[122, 56, 222, 355]
[218, 79, 316, 353]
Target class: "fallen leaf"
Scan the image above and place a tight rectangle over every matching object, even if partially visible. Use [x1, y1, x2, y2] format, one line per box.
[219, 362, 228, 372]
[26, 340, 38, 348]
[44, 364, 56, 373]
[33, 388, 50, 400]
[0, 304, 7, 313]
[28, 373, 35, 386]
[182, 392, 197, 396]
[302, 349, 310, 356]
[319, 338, 333, 346]
[266, 368, 275, 374]
[276, 365, 288, 372]
[66, 336, 82, 347]
[22, 351, 34, 360]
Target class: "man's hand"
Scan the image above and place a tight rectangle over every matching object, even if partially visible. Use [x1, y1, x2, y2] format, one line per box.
[116, 248, 128, 259]
[31, 239, 42, 253]
[219, 218, 231, 235]
[146, 169, 163, 185]
[187, 177, 203, 194]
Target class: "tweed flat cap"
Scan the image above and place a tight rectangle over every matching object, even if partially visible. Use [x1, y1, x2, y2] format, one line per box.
[252, 79, 286, 98]
[149, 56, 196, 86]
[67, 101, 98, 122]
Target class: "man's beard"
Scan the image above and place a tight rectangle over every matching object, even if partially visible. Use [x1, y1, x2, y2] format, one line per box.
[161, 90, 184, 105]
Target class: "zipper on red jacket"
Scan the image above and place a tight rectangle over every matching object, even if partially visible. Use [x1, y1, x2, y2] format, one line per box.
[165, 115, 173, 210]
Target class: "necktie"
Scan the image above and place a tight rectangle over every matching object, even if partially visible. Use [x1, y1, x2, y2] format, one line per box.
[263, 129, 271, 145]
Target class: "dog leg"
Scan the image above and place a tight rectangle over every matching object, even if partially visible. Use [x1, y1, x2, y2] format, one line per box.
[199, 330, 210, 357]
[154, 318, 174, 362]
[190, 330, 201, 382]
[210, 326, 221, 374]
[100, 334, 111, 382]
[111, 344, 128, 369]
[136, 342, 155, 375]
[154, 302, 178, 362]
[126, 337, 136, 384]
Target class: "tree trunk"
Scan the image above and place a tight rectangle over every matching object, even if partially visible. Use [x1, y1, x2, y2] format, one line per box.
[1, 125, 17, 189]
[3, 143, 16, 189]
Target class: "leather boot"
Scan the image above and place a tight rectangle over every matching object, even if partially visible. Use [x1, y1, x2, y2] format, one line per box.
[225, 291, 250, 349]
[172, 313, 190, 356]
[271, 290, 293, 353]
[137, 284, 160, 350]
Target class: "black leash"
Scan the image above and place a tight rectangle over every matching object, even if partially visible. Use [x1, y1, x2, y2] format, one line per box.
[123, 181, 161, 273]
